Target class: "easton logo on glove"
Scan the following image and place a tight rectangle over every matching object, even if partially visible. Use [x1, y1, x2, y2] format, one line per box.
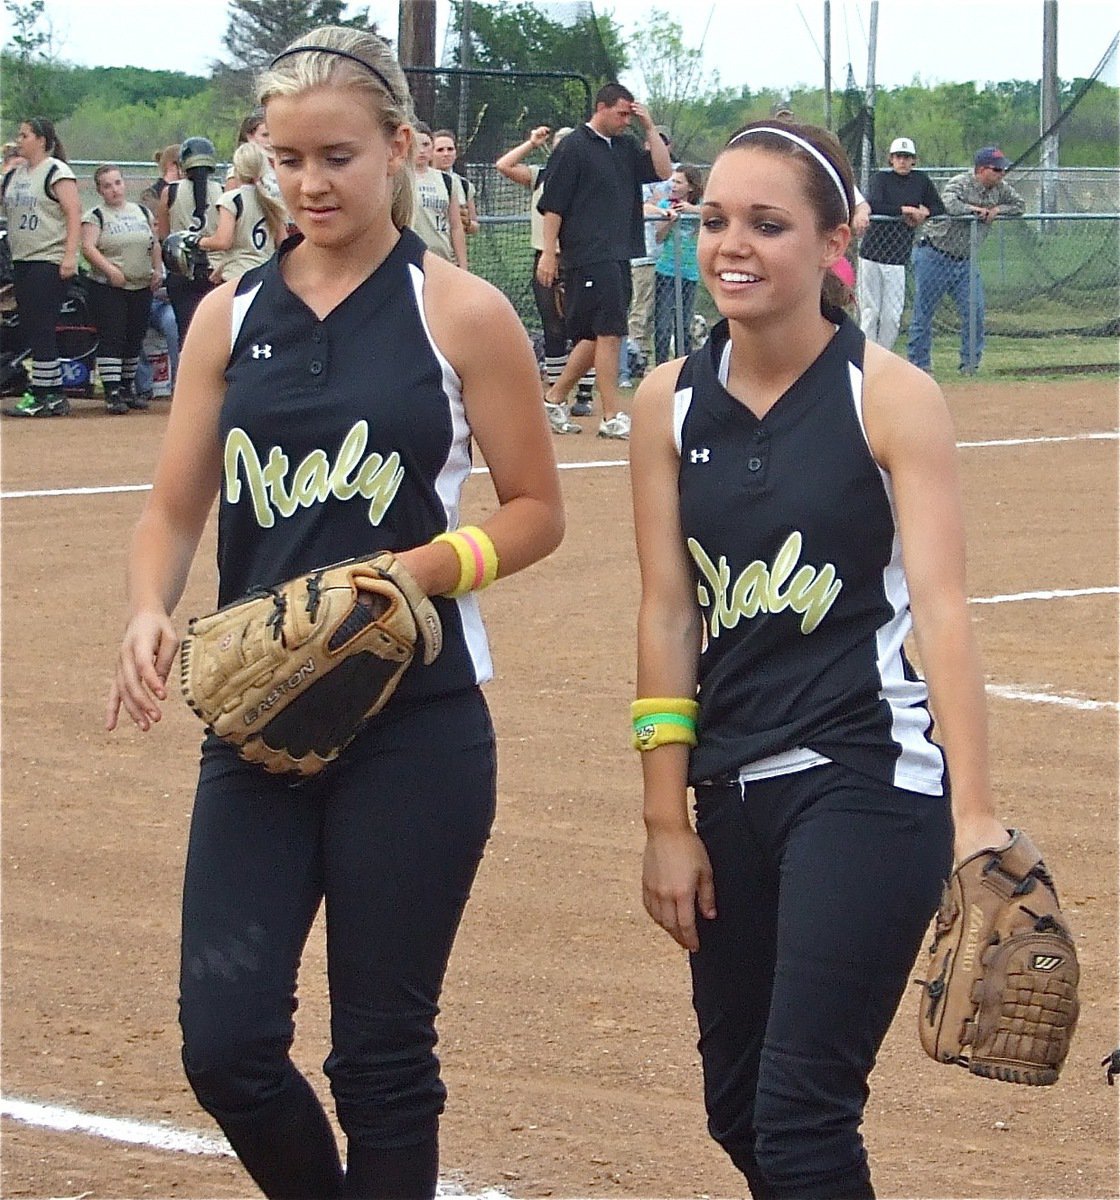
[916, 828, 1079, 1086]
[179, 551, 442, 777]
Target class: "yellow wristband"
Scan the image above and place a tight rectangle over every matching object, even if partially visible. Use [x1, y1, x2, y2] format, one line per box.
[631, 697, 699, 722]
[431, 526, 499, 598]
[630, 697, 699, 751]
[457, 525, 499, 590]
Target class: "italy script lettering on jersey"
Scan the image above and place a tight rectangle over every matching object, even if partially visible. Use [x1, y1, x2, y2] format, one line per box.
[688, 530, 843, 636]
[224, 420, 405, 528]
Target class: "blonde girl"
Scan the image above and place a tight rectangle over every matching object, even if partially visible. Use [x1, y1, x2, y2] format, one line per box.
[107, 24, 562, 1199]
[197, 142, 288, 282]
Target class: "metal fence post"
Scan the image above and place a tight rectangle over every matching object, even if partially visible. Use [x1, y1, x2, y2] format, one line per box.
[673, 222, 684, 358]
[966, 218, 980, 374]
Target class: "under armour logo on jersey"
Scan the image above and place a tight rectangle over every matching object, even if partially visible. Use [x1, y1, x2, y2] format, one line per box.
[690, 448, 711, 464]
[251, 343, 272, 359]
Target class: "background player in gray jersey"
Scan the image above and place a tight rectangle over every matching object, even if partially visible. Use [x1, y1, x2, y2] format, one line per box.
[81, 163, 162, 413]
[1, 116, 81, 417]
[107, 24, 562, 1200]
[630, 120, 1009, 1199]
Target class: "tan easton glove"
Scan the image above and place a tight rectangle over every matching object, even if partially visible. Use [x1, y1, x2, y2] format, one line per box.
[917, 829, 1079, 1085]
[179, 552, 442, 777]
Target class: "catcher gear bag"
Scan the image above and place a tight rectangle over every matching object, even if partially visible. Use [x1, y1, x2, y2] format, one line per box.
[917, 828, 1079, 1085]
[179, 551, 442, 777]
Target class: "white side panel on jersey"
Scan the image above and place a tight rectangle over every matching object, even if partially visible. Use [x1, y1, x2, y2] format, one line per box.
[672, 386, 693, 454]
[848, 360, 945, 796]
[406, 262, 494, 685]
[229, 281, 264, 357]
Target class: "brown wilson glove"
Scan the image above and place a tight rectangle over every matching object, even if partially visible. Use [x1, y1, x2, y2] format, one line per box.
[179, 552, 442, 777]
[917, 829, 1079, 1085]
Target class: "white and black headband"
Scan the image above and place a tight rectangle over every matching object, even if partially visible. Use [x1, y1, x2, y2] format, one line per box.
[727, 125, 851, 220]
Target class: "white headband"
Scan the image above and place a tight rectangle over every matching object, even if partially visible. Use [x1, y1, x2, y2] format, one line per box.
[726, 125, 851, 220]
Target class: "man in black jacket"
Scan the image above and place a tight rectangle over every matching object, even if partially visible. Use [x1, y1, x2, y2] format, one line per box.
[857, 137, 944, 349]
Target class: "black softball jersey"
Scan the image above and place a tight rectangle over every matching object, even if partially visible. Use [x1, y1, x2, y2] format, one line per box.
[216, 227, 492, 702]
[675, 309, 946, 795]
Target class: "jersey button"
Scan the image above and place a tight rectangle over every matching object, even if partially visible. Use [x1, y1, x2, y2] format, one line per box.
[311, 329, 323, 343]
[309, 360, 323, 376]
[747, 456, 763, 472]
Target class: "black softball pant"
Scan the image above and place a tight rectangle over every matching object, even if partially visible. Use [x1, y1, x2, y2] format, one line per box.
[166, 271, 214, 339]
[87, 280, 150, 388]
[689, 762, 952, 1199]
[531, 250, 568, 361]
[12, 259, 67, 392]
[179, 688, 497, 1200]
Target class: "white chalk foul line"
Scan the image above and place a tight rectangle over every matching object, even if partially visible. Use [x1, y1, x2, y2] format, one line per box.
[0, 1096, 512, 1197]
[958, 431, 1118, 448]
[0, 430, 1114, 501]
[0, 461, 630, 501]
[985, 684, 1117, 712]
[970, 586, 1118, 604]
[1, 1095, 233, 1157]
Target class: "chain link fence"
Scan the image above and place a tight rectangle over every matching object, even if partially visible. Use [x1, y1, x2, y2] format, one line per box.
[852, 212, 1118, 374]
[56, 163, 1118, 379]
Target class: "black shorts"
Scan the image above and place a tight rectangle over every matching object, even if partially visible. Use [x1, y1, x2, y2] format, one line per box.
[564, 260, 632, 343]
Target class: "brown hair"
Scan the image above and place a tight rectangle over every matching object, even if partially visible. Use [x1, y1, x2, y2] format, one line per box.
[719, 120, 856, 310]
[675, 164, 704, 205]
[236, 109, 267, 146]
[257, 26, 415, 230]
[93, 162, 123, 190]
[25, 116, 67, 163]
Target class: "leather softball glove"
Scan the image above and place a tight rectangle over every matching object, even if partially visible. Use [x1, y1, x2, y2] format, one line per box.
[179, 551, 442, 777]
[916, 828, 1079, 1085]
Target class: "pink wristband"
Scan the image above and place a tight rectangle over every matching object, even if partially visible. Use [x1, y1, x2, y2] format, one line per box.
[458, 530, 487, 591]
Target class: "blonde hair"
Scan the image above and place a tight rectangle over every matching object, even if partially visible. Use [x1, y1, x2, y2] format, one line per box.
[231, 141, 288, 246]
[257, 26, 415, 230]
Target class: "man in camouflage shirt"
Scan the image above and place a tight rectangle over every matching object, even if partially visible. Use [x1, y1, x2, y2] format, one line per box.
[907, 145, 1024, 372]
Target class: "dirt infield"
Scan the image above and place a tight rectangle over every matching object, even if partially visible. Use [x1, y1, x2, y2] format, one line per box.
[2, 376, 1117, 1199]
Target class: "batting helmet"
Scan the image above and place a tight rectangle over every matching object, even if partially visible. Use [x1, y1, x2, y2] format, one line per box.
[179, 136, 217, 173]
[162, 231, 210, 282]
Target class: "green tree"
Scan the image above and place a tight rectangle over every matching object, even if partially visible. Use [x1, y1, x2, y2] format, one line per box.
[213, 0, 379, 115]
[627, 9, 712, 158]
[1, 0, 63, 124]
[439, 0, 627, 160]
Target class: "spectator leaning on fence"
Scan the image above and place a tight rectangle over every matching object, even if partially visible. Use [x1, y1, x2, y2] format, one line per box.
[621, 123, 675, 386]
[857, 136, 944, 350]
[653, 164, 704, 365]
[907, 145, 1024, 374]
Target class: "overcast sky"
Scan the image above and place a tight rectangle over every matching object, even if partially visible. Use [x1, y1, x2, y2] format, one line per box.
[5, 0, 1118, 94]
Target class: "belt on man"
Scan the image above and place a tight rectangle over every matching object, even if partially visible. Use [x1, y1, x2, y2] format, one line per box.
[917, 238, 967, 262]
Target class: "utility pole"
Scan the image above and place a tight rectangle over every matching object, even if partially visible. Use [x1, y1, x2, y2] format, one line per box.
[1041, 0, 1060, 225]
[458, 0, 473, 147]
[861, 0, 878, 192]
[824, 1, 832, 131]
[398, 0, 437, 124]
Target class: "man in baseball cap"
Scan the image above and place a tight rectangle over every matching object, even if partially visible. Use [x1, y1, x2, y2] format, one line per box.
[907, 142, 1024, 373]
[858, 135, 944, 348]
[974, 145, 1010, 170]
